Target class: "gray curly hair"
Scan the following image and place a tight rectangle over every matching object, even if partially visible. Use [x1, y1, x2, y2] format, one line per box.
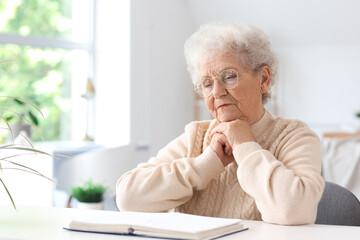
[184, 21, 277, 104]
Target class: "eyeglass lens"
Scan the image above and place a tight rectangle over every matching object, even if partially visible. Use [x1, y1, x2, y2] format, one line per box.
[200, 69, 238, 97]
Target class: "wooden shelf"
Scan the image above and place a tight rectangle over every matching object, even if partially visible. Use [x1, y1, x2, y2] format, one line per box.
[323, 132, 360, 139]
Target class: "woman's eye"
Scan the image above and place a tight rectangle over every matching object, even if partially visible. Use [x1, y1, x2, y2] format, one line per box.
[224, 76, 236, 82]
[202, 79, 213, 88]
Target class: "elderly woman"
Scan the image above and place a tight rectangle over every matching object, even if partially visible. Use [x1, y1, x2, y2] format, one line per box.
[116, 21, 324, 225]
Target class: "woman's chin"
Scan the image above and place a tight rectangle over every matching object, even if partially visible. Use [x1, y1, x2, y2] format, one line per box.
[217, 114, 239, 123]
[214, 106, 244, 122]
[215, 111, 248, 122]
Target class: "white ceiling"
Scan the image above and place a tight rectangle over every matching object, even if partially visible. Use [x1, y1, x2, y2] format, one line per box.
[185, 0, 360, 47]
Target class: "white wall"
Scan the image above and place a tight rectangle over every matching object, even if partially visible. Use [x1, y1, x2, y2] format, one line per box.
[276, 45, 360, 134]
[186, 0, 360, 136]
[128, 0, 360, 163]
[95, 0, 130, 146]
[130, 0, 195, 160]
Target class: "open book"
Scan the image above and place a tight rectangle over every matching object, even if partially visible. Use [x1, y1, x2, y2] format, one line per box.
[64, 211, 248, 240]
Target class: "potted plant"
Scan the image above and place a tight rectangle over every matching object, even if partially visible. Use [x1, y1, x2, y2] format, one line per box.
[70, 179, 107, 210]
[355, 112, 360, 132]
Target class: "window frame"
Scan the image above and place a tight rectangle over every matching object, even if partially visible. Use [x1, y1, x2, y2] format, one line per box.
[0, 0, 96, 141]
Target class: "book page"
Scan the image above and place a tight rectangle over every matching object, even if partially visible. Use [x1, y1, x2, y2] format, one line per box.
[134, 212, 241, 234]
[67, 211, 244, 239]
[68, 211, 170, 232]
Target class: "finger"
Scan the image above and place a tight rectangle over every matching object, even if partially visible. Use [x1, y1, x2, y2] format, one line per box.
[210, 124, 225, 139]
[225, 145, 231, 156]
[213, 134, 226, 150]
[224, 140, 232, 156]
[210, 134, 226, 159]
[214, 133, 231, 155]
[212, 133, 224, 145]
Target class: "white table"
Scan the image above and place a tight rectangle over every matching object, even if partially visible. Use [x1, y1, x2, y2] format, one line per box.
[0, 205, 359, 240]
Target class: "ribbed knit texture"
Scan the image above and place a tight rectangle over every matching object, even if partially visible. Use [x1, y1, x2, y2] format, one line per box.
[177, 119, 261, 220]
[116, 111, 324, 225]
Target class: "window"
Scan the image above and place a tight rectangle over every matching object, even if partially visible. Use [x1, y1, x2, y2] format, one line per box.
[0, 0, 94, 141]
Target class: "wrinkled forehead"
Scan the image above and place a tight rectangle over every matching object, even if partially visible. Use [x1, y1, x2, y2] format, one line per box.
[198, 51, 248, 77]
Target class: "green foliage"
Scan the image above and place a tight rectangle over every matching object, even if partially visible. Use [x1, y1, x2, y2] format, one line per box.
[71, 179, 107, 203]
[0, 96, 56, 209]
[0, 143, 56, 210]
[0, 0, 75, 141]
[1, 0, 72, 38]
[356, 112, 360, 119]
[3, 97, 40, 126]
[0, 47, 65, 141]
[0, 1, 5, 12]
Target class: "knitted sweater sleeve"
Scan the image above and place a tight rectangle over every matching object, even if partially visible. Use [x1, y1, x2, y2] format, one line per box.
[116, 129, 224, 212]
[233, 122, 325, 225]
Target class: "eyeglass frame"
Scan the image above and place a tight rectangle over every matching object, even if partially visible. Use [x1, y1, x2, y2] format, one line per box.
[194, 64, 268, 98]
[195, 68, 240, 98]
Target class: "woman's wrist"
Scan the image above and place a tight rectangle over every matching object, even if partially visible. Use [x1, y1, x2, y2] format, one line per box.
[193, 147, 225, 183]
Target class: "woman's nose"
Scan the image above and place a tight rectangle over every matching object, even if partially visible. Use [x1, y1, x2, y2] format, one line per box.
[212, 80, 227, 98]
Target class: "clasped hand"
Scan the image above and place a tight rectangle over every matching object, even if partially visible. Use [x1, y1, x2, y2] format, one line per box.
[209, 119, 255, 167]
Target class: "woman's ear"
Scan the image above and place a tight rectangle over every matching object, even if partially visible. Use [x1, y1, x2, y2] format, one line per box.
[259, 65, 271, 94]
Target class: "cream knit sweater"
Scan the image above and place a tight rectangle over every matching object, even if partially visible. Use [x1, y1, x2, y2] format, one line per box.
[116, 111, 324, 225]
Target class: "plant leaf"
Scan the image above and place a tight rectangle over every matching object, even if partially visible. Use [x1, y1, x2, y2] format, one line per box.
[0, 145, 53, 157]
[0, 152, 35, 161]
[0, 178, 16, 210]
[71, 179, 107, 203]
[0, 96, 44, 119]
[0, 115, 14, 142]
[0, 107, 43, 140]
[19, 133, 34, 149]
[13, 98, 25, 105]
[1, 166, 58, 185]
[0, 144, 71, 160]
[0, 59, 18, 64]
[28, 110, 39, 126]
[0, 144, 18, 149]
[0, 153, 59, 185]
[5, 115, 14, 122]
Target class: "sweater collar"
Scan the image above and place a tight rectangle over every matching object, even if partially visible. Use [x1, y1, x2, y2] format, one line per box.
[250, 110, 276, 140]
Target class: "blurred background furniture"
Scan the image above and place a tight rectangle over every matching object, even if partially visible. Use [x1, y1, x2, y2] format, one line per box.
[323, 132, 360, 139]
[316, 181, 360, 226]
[321, 134, 360, 200]
[55, 144, 137, 210]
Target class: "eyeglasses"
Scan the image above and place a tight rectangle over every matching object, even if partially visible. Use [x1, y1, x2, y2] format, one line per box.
[197, 69, 239, 98]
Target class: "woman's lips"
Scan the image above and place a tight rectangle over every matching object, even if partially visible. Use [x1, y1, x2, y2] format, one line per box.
[217, 104, 231, 110]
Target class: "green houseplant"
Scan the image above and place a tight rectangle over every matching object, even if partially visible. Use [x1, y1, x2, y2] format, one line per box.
[70, 179, 107, 210]
[1, 96, 41, 142]
[0, 94, 55, 209]
[356, 112, 360, 119]
[3, 97, 40, 126]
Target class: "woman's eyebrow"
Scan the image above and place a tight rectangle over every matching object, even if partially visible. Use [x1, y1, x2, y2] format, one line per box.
[202, 67, 236, 77]
[205, 69, 220, 76]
